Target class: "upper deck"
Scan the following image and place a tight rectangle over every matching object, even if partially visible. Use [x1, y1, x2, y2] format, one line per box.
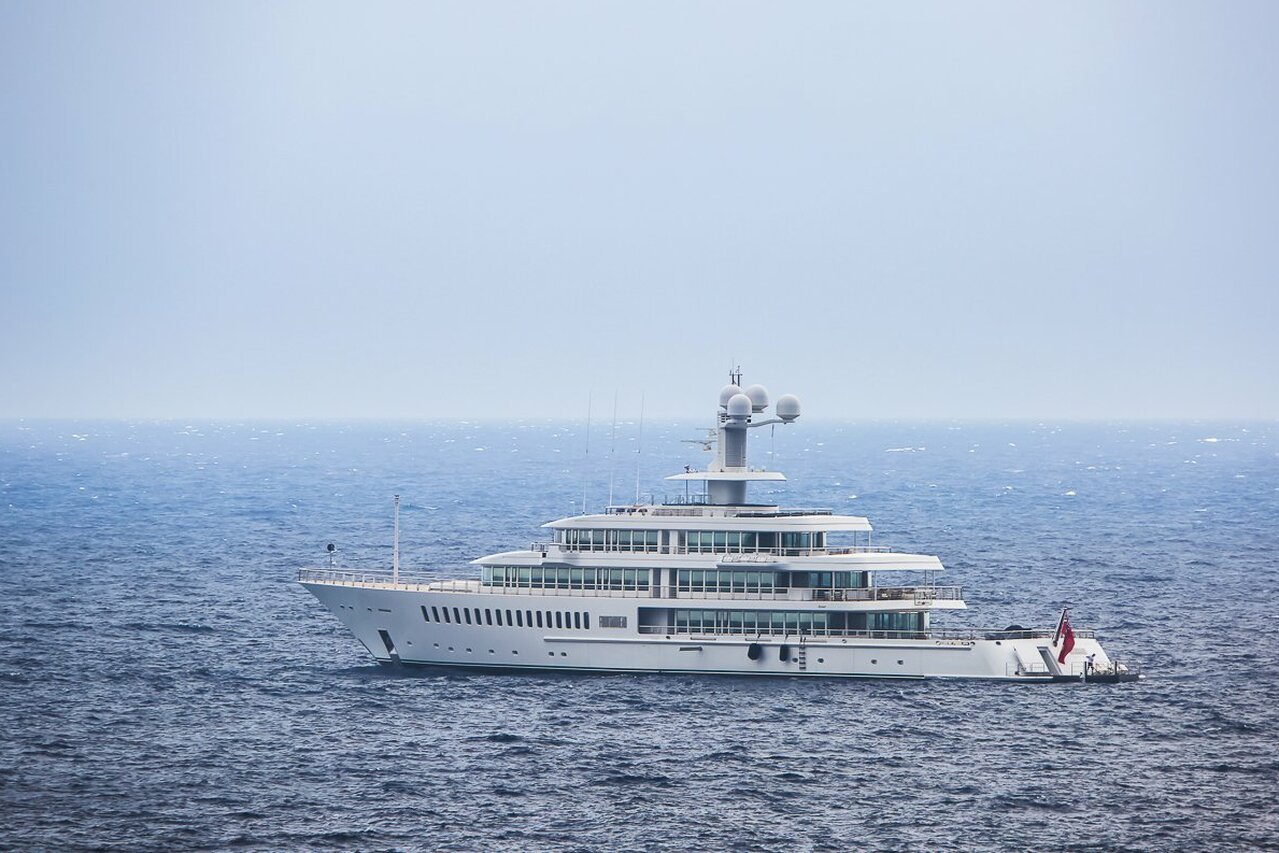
[546, 506, 872, 533]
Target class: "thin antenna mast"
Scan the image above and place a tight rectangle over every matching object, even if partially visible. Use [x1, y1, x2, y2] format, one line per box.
[607, 390, 618, 507]
[392, 494, 401, 583]
[581, 393, 592, 515]
[634, 391, 645, 504]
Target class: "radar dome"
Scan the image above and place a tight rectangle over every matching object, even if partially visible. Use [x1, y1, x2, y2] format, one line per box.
[718, 384, 742, 409]
[726, 393, 752, 418]
[744, 384, 770, 413]
[776, 393, 801, 422]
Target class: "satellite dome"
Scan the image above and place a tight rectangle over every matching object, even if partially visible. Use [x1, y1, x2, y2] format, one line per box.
[776, 393, 801, 422]
[744, 384, 770, 413]
[718, 384, 743, 409]
[726, 393, 752, 418]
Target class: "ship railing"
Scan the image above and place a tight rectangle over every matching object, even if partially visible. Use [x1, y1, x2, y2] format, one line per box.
[1007, 659, 1141, 678]
[647, 505, 837, 517]
[706, 545, 895, 557]
[529, 544, 895, 557]
[811, 585, 962, 602]
[820, 546, 895, 555]
[660, 585, 961, 602]
[1064, 658, 1142, 678]
[635, 625, 1099, 642]
[298, 568, 439, 590]
[300, 570, 963, 604]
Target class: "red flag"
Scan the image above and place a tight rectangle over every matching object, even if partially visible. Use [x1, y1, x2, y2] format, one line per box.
[1055, 609, 1076, 664]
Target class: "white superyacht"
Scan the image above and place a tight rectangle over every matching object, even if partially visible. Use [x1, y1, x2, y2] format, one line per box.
[300, 374, 1136, 682]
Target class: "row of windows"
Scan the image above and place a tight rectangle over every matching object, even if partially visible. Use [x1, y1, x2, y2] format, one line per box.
[682, 531, 823, 552]
[420, 604, 591, 631]
[481, 567, 871, 593]
[556, 529, 829, 554]
[671, 570, 872, 592]
[677, 570, 790, 593]
[671, 609, 832, 634]
[652, 609, 925, 636]
[482, 566, 650, 591]
[790, 571, 869, 590]
[562, 529, 660, 552]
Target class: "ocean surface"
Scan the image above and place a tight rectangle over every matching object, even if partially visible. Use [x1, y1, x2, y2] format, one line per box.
[1, 419, 1276, 851]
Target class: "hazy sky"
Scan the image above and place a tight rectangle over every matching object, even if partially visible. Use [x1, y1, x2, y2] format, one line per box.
[2, 2, 1275, 420]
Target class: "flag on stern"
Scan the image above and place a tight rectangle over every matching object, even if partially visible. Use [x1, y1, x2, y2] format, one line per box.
[1053, 608, 1076, 664]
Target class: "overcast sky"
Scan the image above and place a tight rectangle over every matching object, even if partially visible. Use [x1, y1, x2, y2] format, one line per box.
[2, 2, 1275, 420]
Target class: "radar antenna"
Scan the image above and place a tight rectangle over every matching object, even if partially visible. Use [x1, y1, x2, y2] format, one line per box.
[681, 428, 717, 452]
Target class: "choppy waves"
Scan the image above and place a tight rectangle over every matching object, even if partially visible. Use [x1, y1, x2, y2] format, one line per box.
[1, 420, 1277, 850]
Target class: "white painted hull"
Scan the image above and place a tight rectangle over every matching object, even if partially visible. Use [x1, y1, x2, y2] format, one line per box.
[302, 581, 1115, 682]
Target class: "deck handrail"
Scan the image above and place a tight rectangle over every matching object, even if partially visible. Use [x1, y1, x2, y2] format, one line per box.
[298, 569, 962, 603]
[635, 625, 1099, 641]
[527, 543, 894, 557]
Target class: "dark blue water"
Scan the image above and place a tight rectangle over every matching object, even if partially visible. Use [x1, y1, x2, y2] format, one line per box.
[2, 420, 1277, 851]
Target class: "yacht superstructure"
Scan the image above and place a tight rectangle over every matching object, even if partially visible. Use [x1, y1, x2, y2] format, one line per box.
[300, 374, 1136, 682]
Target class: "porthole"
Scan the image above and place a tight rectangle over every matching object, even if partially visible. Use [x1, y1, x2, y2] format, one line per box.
[489, 649, 495, 654]
[448, 646, 454, 651]
[871, 658, 877, 664]
[548, 652, 555, 657]
[817, 658, 825, 663]
[897, 660, 904, 665]
[560, 652, 567, 657]
[433, 643, 439, 648]
[512, 650, 519, 655]
[466, 648, 473, 653]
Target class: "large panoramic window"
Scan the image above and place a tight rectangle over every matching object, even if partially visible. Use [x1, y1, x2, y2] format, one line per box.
[676, 569, 789, 594]
[648, 608, 921, 637]
[482, 565, 649, 591]
[560, 528, 660, 553]
[680, 530, 823, 554]
[787, 571, 867, 589]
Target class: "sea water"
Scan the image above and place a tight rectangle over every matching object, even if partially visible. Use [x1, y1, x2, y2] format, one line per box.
[1, 420, 1276, 850]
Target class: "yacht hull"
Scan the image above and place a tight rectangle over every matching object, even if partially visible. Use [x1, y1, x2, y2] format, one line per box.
[302, 581, 1118, 682]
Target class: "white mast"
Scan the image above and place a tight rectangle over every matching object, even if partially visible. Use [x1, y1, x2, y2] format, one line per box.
[392, 494, 401, 583]
[634, 391, 645, 504]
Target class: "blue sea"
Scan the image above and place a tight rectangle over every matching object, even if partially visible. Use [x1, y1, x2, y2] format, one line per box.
[1, 419, 1276, 851]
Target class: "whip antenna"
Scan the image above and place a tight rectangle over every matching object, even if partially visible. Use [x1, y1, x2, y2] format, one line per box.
[392, 494, 400, 583]
[581, 392, 592, 515]
[634, 391, 645, 504]
[608, 390, 618, 507]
